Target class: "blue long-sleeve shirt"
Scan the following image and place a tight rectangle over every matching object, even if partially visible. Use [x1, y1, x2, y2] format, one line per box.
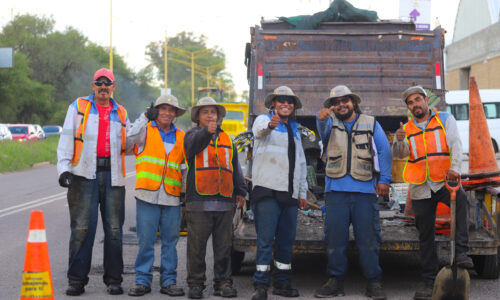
[316, 113, 392, 194]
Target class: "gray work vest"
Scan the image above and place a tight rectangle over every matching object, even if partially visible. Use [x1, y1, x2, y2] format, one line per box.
[325, 114, 376, 181]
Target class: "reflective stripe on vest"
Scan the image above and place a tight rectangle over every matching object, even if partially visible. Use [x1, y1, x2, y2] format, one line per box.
[72, 98, 127, 177]
[135, 123, 185, 196]
[194, 132, 234, 197]
[403, 110, 451, 184]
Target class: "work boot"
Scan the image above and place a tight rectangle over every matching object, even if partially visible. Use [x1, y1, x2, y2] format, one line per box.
[365, 281, 386, 300]
[66, 284, 85, 296]
[314, 277, 345, 298]
[107, 283, 123, 295]
[272, 282, 299, 297]
[128, 284, 151, 296]
[160, 284, 185, 296]
[456, 252, 474, 269]
[414, 281, 433, 300]
[251, 286, 268, 300]
[188, 286, 204, 299]
[213, 283, 237, 297]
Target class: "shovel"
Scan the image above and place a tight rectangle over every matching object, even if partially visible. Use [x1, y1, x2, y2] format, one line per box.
[432, 176, 470, 300]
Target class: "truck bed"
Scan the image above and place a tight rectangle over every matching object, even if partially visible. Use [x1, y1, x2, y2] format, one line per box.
[233, 211, 498, 255]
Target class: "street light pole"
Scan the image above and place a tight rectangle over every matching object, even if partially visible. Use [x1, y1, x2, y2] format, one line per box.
[191, 52, 195, 106]
[109, 0, 113, 71]
[164, 31, 168, 92]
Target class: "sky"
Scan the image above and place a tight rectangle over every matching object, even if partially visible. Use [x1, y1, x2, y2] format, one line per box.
[0, 0, 460, 99]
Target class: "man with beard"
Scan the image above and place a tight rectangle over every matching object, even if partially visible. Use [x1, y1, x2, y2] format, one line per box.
[393, 86, 473, 300]
[57, 68, 131, 296]
[250, 86, 308, 300]
[314, 85, 391, 300]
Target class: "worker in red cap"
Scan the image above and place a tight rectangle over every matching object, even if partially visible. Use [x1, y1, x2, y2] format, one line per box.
[57, 68, 131, 296]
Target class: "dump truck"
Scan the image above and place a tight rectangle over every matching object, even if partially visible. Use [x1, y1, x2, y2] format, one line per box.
[231, 19, 500, 279]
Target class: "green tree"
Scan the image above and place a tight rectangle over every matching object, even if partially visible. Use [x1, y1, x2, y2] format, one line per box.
[0, 52, 53, 123]
[145, 32, 235, 111]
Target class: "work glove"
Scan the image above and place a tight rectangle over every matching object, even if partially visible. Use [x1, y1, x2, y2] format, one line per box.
[58, 171, 73, 188]
[145, 101, 158, 121]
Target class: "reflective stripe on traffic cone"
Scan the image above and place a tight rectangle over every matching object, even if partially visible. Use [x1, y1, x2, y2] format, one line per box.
[20, 211, 54, 300]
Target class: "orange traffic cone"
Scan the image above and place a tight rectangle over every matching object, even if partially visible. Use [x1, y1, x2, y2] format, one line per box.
[463, 77, 500, 189]
[20, 211, 54, 300]
[468, 77, 498, 174]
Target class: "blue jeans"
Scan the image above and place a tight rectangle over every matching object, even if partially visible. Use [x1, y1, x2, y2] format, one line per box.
[134, 199, 181, 287]
[324, 191, 382, 282]
[252, 197, 298, 287]
[66, 171, 125, 286]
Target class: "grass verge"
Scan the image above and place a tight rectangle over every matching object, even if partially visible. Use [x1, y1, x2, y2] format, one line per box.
[0, 136, 59, 173]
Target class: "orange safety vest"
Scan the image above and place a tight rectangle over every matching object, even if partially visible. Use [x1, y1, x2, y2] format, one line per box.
[194, 131, 234, 197]
[134, 123, 185, 196]
[71, 97, 127, 177]
[403, 110, 451, 184]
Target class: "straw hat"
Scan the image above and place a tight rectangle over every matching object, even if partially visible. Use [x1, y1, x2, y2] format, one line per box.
[190, 97, 226, 122]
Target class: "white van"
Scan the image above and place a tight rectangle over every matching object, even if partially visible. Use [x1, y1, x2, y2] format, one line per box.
[446, 89, 500, 153]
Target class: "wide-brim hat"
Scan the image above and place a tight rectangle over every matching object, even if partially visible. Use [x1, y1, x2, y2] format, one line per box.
[154, 94, 186, 117]
[323, 85, 361, 107]
[264, 86, 302, 109]
[402, 85, 427, 102]
[190, 97, 226, 123]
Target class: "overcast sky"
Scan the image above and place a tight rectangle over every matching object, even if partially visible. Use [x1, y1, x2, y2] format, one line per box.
[1, 0, 459, 99]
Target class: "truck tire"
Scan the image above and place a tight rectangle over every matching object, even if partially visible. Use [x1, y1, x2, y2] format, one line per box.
[471, 247, 500, 279]
[231, 250, 245, 274]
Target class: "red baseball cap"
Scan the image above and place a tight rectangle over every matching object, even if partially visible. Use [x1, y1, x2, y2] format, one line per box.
[93, 68, 114, 82]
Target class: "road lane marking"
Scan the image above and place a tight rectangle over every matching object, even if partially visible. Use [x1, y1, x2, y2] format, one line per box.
[0, 171, 136, 219]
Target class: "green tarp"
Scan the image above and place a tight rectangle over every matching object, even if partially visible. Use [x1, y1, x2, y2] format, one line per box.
[279, 0, 379, 29]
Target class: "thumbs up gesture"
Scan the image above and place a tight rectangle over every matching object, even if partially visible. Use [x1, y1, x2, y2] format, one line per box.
[317, 106, 334, 121]
[207, 120, 217, 134]
[268, 114, 281, 129]
[145, 101, 159, 121]
[396, 122, 406, 142]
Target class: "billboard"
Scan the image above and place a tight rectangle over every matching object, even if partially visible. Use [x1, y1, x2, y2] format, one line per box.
[399, 0, 431, 31]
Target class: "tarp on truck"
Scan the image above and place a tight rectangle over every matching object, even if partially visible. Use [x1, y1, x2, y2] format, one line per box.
[279, 0, 378, 29]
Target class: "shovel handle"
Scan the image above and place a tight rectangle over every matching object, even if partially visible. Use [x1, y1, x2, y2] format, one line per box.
[444, 175, 461, 201]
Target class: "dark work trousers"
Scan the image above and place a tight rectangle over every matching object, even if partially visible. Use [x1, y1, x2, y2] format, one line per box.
[66, 171, 125, 286]
[186, 210, 234, 289]
[411, 185, 470, 284]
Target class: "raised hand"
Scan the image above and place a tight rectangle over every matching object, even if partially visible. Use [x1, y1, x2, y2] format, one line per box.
[268, 114, 281, 129]
[317, 106, 335, 121]
[145, 101, 159, 121]
[395, 122, 406, 142]
[207, 120, 217, 134]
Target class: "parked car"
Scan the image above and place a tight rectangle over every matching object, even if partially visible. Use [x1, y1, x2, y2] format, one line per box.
[0, 124, 12, 141]
[42, 125, 62, 138]
[8, 124, 39, 142]
[33, 124, 45, 139]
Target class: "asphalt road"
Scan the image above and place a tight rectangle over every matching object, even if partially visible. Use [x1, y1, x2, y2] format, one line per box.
[0, 156, 499, 299]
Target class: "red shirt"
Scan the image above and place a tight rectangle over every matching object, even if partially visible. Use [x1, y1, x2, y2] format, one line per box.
[96, 102, 113, 157]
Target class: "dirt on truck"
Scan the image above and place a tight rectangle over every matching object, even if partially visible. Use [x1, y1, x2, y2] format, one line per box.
[231, 19, 500, 279]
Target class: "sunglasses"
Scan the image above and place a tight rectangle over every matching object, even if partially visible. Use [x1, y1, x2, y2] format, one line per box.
[94, 80, 114, 87]
[275, 96, 295, 105]
[330, 96, 350, 106]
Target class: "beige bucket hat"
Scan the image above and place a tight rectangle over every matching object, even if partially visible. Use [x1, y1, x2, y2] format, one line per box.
[402, 85, 427, 102]
[264, 86, 302, 109]
[190, 97, 226, 122]
[324, 85, 361, 107]
[154, 94, 186, 117]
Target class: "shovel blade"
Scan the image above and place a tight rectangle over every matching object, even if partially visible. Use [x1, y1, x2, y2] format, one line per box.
[432, 266, 470, 300]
